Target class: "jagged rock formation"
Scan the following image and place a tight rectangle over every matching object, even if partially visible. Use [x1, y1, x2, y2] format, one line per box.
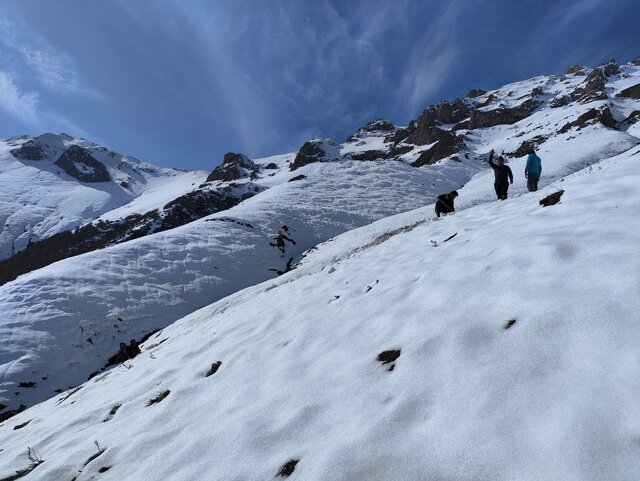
[206, 152, 258, 182]
[566, 65, 586, 75]
[411, 130, 463, 167]
[405, 100, 471, 145]
[468, 97, 540, 129]
[347, 119, 395, 142]
[559, 107, 616, 134]
[290, 138, 340, 171]
[54, 145, 112, 182]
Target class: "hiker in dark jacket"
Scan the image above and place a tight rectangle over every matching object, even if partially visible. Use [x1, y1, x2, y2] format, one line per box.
[525, 149, 542, 192]
[435, 190, 458, 217]
[488, 149, 513, 200]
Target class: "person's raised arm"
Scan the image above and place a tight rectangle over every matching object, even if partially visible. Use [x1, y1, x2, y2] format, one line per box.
[488, 149, 496, 168]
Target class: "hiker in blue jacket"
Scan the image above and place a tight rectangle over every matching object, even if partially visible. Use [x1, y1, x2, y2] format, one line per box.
[525, 149, 542, 192]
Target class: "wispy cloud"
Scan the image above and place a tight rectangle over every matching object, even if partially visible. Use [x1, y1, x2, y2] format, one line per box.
[0, 70, 39, 126]
[0, 16, 98, 97]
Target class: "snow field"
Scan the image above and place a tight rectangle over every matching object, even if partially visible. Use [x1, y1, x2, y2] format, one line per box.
[2, 145, 640, 480]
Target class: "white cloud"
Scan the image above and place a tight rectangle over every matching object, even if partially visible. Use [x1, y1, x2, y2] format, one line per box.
[395, 1, 462, 115]
[0, 70, 40, 126]
[0, 15, 97, 97]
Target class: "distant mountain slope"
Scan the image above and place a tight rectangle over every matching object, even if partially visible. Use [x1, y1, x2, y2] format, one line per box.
[0, 58, 639, 414]
[0, 133, 205, 260]
[1, 139, 639, 481]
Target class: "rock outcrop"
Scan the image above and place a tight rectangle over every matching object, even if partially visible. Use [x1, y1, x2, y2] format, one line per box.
[10, 139, 46, 160]
[617, 83, 640, 99]
[290, 139, 340, 171]
[507, 135, 547, 157]
[206, 152, 258, 182]
[566, 65, 586, 75]
[467, 88, 487, 98]
[468, 98, 540, 129]
[54, 145, 111, 182]
[570, 68, 608, 103]
[558, 107, 616, 134]
[347, 119, 395, 142]
[411, 129, 462, 167]
[405, 100, 471, 145]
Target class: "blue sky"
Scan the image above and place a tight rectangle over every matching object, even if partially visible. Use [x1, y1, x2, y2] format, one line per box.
[0, 0, 638, 170]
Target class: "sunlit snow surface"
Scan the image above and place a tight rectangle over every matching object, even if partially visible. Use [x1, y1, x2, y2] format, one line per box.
[1, 142, 640, 481]
[1, 62, 640, 480]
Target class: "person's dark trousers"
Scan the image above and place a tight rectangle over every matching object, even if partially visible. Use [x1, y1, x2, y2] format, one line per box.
[494, 182, 508, 200]
[527, 173, 540, 192]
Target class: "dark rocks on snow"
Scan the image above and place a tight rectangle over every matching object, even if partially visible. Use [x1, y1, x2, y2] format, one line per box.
[350, 150, 388, 161]
[504, 319, 517, 330]
[146, 389, 170, 406]
[386, 120, 416, 144]
[350, 119, 395, 140]
[377, 349, 401, 365]
[10, 139, 46, 160]
[550, 94, 572, 108]
[558, 107, 615, 134]
[411, 130, 463, 167]
[620, 110, 640, 127]
[55, 145, 111, 182]
[206, 152, 258, 182]
[468, 98, 540, 129]
[633, 58, 640, 67]
[18, 382, 36, 389]
[0, 404, 26, 422]
[617, 83, 640, 99]
[467, 88, 487, 98]
[290, 139, 339, 171]
[406, 99, 471, 145]
[276, 459, 299, 478]
[598, 59, 619, 77]
[570, 68, 607, 103]
[205, 361, 222, 377]
[540, 190, 564, 207]
[566, 64, 585, 75]
[270, 228, 296, 255]
[390, 144, 414, 156]
[288, 174, 307, 182]
[13, 419, 31, 430]
[507, 135, 547, 157]
[264, 162, 278, 169]
[106, 339, 141, 366]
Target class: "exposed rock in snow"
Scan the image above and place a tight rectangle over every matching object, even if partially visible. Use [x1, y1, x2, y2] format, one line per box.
[206, 152, 258, 182]
[566, 64, 586, 75]
[617, 83, 640, 99]
[54, 145, 111, 183]
[290, 138, 340, 171]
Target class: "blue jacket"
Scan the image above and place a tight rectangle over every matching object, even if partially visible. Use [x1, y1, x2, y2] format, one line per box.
[525, 153, 542, 175]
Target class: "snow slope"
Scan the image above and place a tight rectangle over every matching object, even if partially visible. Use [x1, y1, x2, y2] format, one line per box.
[1, 59, 639, 416]
[0, 133, 204, 259]
[0, 157, 474, 411]
[1, 140, 639, 481]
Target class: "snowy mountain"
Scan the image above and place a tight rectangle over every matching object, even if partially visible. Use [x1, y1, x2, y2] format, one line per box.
[1, 58, 640, 477]
[1, 117, 640, 481]
[0, 133, 204, 260]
